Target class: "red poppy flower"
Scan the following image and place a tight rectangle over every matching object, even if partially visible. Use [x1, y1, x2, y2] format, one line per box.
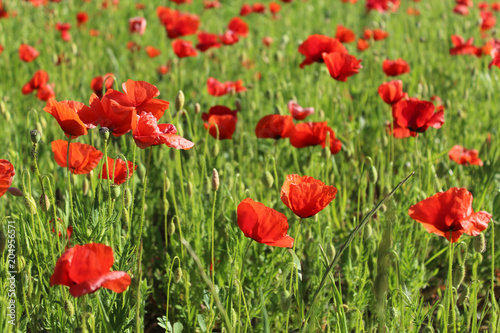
[0, 44, 3, 55]
[366, 0, 400, 13]
[237, 198, 294, 248]
[240, 4, 252, 16]
[37, 84, 56, 101]
[493, 2, 500, 11]
[298, 35, 348, 68]
[204, 0, 221, 9]
[202, 106, 238, 140]
[289, 121, 342, 154]
[50, 243, 131, 297]
[127, 41, 140, 52]
[170, 0, 192, 3]
[252, 3, 265, 12]
[172, 39, 197, 58]
[76, 12, 88, 26]
[450, 35, 481, 56]
[287, 100, 314, 120]
[262, 36, 273, 47]
[373, 29, 389, 41]
[133, 113, 194, 149]
[255, 114, 294, 139]
[489, 49, 500, 69]
[322, 52, 362, 82]
[362, 29, 373, 40]
[342, 0, 358, 3]
[145, 46, 161, 58]
[478, 2, 489, 10]
[219, 31, 239, 45]
[382, 59, 410, 76]
[156, 7, 200, 39]
[357, 38, 370, 51]
[391, 99, 444, 136]
[456, 0, 473, 7]
[228, 17, 249, 37]
[51, 140, 103, 174]
[44, 99, 91, 138]
[56, 23, 71, 42]
[100, 157, 137, 185]
[19, 44, 39, 62]
[129, 17, 147, 35]
[157, 63, 171, 75]
[281, 174, 337, 218]
[481, 11, 496, 32]
[378, 80, 406, 105]
[207, 77, 246, 97]
[22, 70, 50, 95]
[0, 159, 15, 198]
[335, 24, 356, 43]
[90, 29, 100, 37]
[448, 145, 483, 166]
[408, 188, 491, 243]
[270, 2, 281, 15]
[90, 73, 114, 99]
[196, 31, 221, 52]
[453, 4, 469, 15]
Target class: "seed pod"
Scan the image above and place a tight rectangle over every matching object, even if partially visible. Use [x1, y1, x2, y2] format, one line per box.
[174, 267, 183, 283]
[122, 208, 129, 224]
[473, 233, 486, 253]
[64, 300, 75, 317]
[453, 264, 466, 288]
[30, 129, 41, 145]
[167, 220, 176, 236]
[212, 169, 219, 192]
[175, 91, 185, 112]
[123, 188, 132, 208]
[262, 171, 274, 188]
[39, 194, 50, 212]
[280, 290, 292, 312]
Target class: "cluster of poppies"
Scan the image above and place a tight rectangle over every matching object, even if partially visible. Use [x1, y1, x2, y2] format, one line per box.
[237, 174, 337, 248]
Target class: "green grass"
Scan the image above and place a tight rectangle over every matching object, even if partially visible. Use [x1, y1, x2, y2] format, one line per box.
[0, 0, 499, 332]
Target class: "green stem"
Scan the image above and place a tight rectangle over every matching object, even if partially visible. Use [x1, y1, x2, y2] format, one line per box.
[66, 136, 74, 224]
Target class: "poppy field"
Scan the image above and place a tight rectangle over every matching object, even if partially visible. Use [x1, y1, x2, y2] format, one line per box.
[1, 0, 500, 332]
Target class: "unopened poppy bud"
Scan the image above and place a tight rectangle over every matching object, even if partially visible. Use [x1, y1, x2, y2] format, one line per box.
[7, 187, 24, 197]
[280, 290, 292, 312]
[364, 224, 373, 239]
[212, 142, 219, 157]
[380, 204, 387, 213]
[212, 168, 219, 192]
[235, 99, 242, 111]
[453, 264, 466, 288]
[167, 220, 175, 236]
[122, 208, 129, 224]
[194, 103, 201, 114]
[174, 267, 183, 283]
[137, 163, 146, 182]
[24, 195, 37, 215]
[262, 171, 274, 188]
[205, 176, 211, 195]
[123, 188, 132, 208]
[305, 228, 313, 240]
[0, 230, 5, 254]
[327, 243, 336, 262]
[473, 233, 486, 253]
[187, 181, 193, 197]
[82, 178, 90, 196]
[64, 299, 75, 317]
[39, 194, 50, 212]
[175, 91, 185, 112]
[111, 184, 121, 199]
[17, 255, 26, 272]
[30, 129, 41, 145]
[164, 199, 170, 214]
[164, 177, 171, 193]
[458, 287, 469, 306]
[99, 127, 110, 141]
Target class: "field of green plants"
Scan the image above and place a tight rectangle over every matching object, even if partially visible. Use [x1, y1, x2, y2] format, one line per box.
[0, 0, 499, 332]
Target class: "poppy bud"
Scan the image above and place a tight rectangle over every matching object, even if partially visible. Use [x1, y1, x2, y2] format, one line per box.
[123, 188, 132, 208]
[187, 181, 193, 197]
[235, 99, 242, 111]
[453, 264, 466, 288]
[39, 194, 50, 212]
[458, 287, 469, 306]
[174, 267, 183, 283]
[111, 184, 121, 199]
[164, 177, 171, 193]
[137, 163, 146, 182]
[164, 199, 170, 214]
[194, 103, 201, 114]
[379, 204, 387, 213]
[212, 142, 219, 157]
[64, 299, 75, 317]
[17, 255, 26, 272]
[82, 178, 90, 196]
[327, 243, 336, 262]
[212, 168, 219, 192]
[167, 220, 175, 236]
[305, 228, 313, 240]
[473, 233, 486, 253]
[0, 230, 5, 254]
[262, 171, 274, 188]
[30, 129, 41, 145]
[280, 290, 292, 312]
[175, 91, 185, 112]
[24, 195, 37, 215]
[122, 208, 129, 224]
[99, 127, 110, 141]
[205, 176, 211, 195]
[364, 223, 373, 239]
[364, 157, 378, 183]
[7, 187, 24, 197]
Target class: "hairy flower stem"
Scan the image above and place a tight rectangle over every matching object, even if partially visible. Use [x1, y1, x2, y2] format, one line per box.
[285, 218, 303, 331]
[66, 135, 74, 224]
[445, 232, 456, 333]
